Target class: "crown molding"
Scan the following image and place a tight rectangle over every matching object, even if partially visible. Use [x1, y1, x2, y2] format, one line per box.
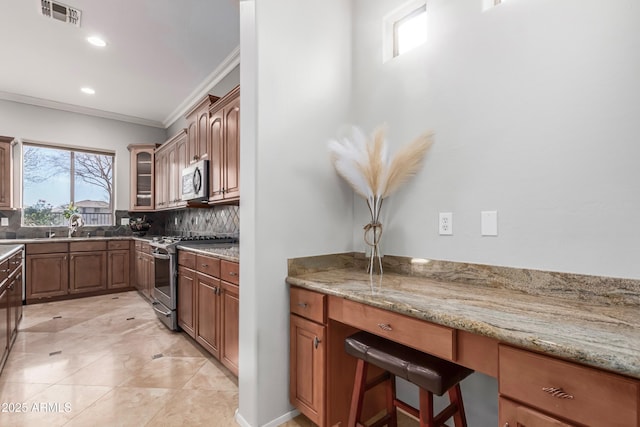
[162, 45, 240, 128]
[0, 91, 165, 128]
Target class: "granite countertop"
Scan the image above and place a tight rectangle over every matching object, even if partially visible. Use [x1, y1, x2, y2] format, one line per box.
[286, 253, 640, 380]
[0, 236, 132, 244]
[177, 243, 239, 263]
[0, 244, 24, 261]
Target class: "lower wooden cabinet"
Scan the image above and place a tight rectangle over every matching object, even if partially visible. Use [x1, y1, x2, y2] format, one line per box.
[133, 241, 154, 301]
[177, 251, 239, 376]
[500, 397, 574, 427]
[0, 286, 8, 368]
[196, 272, 221, 359]
[26, 252, 68, 301]
[220, 280, 239, 375]
[69, 251, 107, 294]
[1, 249, 23, 375]
[290, 314, 326, 427]
[177, 265, 196, 338]
[26, 240, 133, 303]
[499, 344, 640, 427]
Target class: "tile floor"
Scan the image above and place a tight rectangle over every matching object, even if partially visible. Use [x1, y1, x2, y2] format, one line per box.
[0, 290, 417, 427]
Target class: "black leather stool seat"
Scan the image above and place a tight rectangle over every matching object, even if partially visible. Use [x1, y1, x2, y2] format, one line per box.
[345, 331, 473, 396]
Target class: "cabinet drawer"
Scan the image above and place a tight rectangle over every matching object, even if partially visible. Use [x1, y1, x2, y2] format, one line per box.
[328, 296, 455, 360]
[220, 260, 239, 285]
[108, 240, 130, 250]
[26, 242, 68, 254]
[178, 251, 196, 269]
[499, 345, 639, 427]
[290, 287, 325, 324]
[500, 397, 575, 427]
[135, 240, 143, 250]
[70, 241, 107, 252]
[196, 254, 220, 277]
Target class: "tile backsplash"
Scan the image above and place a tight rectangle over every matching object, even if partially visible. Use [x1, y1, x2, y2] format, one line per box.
[164, 205, 239, 237]
[0, 205, 239, 239]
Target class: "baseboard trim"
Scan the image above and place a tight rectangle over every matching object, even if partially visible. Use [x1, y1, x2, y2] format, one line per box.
[234, 408, 300, 427]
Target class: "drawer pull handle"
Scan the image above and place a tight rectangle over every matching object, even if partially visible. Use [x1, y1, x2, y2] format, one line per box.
[377, 323, 393, 331]
[297, 302, 308, 308]
[314, 336, 321, 349]
[201, 264, 208, 267]
[228, 271, 237, 276]
[542, 387, 574, 399]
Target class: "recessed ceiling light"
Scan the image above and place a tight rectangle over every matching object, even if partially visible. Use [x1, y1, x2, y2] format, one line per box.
[87, 36, 106, 47]
[81, 87, 95, 95]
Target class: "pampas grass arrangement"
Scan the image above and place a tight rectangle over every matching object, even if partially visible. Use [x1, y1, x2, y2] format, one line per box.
[328, 125, 434, 275]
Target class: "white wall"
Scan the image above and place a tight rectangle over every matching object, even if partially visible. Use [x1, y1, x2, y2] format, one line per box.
[238, 0, 353, 425]
[0, 99, 166, 210]
[352, 0, 640, 279]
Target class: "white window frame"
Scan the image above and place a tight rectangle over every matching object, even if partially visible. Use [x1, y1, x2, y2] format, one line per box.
[383, 0, 428, 63]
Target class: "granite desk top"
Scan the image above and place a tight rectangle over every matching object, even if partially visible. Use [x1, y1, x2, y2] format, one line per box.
[286, 253, 640, 380]
[177, 243, 239, 263]
[0, 244, 23, 261]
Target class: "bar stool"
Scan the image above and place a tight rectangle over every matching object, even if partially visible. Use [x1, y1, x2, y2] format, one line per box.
[345, 331, 473, 427]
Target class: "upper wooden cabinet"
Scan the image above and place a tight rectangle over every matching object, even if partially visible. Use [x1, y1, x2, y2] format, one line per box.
[185, 94, 220, 164]
[209, 85, 240, 204]
[0, 136, 15, 209]
[154, 130, 188, 211]
[127, 144, 158, 211]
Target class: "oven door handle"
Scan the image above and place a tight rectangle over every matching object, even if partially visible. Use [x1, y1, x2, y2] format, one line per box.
[152, 252, 171, 260]
[152, 301, 172, 317]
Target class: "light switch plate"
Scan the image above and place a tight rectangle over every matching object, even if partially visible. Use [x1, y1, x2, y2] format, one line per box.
[481, 211, 498, 236]
[120, 218, 129, 226]
[0, 217, 8, 226]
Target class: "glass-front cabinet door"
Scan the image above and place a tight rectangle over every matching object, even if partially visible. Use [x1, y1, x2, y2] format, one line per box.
[128, 145, 157, 211]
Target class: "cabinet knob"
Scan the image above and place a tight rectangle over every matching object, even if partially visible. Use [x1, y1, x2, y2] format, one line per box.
[314, 336, 321, 349]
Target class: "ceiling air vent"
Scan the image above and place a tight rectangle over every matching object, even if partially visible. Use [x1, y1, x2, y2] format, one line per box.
[40, 0, 81, 27]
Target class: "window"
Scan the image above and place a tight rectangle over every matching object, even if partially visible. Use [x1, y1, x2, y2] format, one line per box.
[384, 0, 427, 62]
[22, 142, 114, 226]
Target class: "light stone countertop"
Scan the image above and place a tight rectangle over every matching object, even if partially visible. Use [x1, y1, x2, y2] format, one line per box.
[0, 236, 132, 244]
[286, 254, 640, 380]
[0, 244, 24, 261]
[176, 243, 239, 263]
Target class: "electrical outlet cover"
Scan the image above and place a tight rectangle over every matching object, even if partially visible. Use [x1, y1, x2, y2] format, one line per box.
[481, 211, 498, 236]
[439, 212, 453, 235]
[0, 217, 8, 226]
[120, 218, 129, 226]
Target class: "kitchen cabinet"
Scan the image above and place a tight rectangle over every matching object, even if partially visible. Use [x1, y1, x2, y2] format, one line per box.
[0, 286, 7, 369]
[0, 136, 14, 209]
[177, 250, 239, 375]
[196, 271, 221, 359]
[185, 94, 219, 164]
[499, 344, 639, 427]
[127, 144, 158, 211]
[209, 85, 240, 204]
[108, 240, 130, 289]
[154, 130, 187, 210]
[26, 240, 132, 304]
[26, 244, 69, 301]
[289, 287, 326, 427]
[133, 240, 154, 301]
[1, 248, 23, 374]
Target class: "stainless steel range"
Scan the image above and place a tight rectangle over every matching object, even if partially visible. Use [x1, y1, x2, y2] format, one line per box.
[150, 235, 238, 330]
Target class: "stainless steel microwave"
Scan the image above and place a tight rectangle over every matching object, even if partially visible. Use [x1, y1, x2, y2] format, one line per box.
[181, 160, 208, 202]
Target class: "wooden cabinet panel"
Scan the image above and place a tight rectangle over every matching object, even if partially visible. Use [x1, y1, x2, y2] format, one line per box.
[499, 345, 639, 427]
[127, 145, 157, 211]
[196, 254, 220, 277]
[0, 286, 8, 368]
[178, 266, 196, 338]
[26, 242, 68, 255]
[108, 250, 130, 289]
[290, 314, 326, 427]
[329, 296, 455, 360]
[69, 251, 107, 294]
[208, 85, 240, 204]
[290, 287, 325, 324]
[108, 240, 130, 250]
[220, 281, 239, 376]
[26, 253, 68, 301]
[185, 94, 219, 164]
[178, 251, 196, 270]
[220, 260, 239, 285]
[0, 137, 13, 209]
[8, 270, 22, 343]
[500, 397, 575, 427]
[196, 272, 221, 359]
[456, 330, 498, 377]
[70, 241, 107, 252]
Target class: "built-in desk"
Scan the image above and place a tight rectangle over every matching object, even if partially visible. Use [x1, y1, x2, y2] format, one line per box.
[286, 253, 640, 427]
